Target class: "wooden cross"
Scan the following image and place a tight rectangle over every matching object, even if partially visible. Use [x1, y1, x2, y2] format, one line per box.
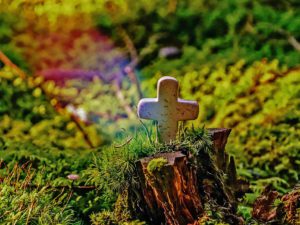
[137, 76, 199, 142]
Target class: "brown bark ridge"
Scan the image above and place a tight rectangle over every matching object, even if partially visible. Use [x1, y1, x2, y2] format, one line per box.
[128, 128, 248, 225]
[252, 185, 300, 225]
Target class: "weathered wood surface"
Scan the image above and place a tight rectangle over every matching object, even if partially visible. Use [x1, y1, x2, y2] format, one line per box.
[128, 128, 247, 225]
[252, 185, 300, 224]
[137, 151, 203, 225]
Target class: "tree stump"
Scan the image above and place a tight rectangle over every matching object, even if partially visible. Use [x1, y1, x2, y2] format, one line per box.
[128, 128, 247, 225]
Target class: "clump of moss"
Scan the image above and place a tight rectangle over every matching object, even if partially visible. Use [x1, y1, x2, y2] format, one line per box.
[0, 164, 81, 225]
[146, 157, 168, 175]
[90, 211, 146, 225]
[90, 210, 115, 225]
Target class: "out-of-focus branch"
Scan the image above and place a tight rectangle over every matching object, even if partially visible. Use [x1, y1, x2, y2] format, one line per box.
[0, 50, 27, 79]
[263, 24, 300, 52]
[0, 50, 94, 148]
[71, 114, 94, 148]
[118, 27, 143, 99]
[54, 102, 94, 148]
[277, 27, 300, 52]
[288, 36, 300, 51]
[113, 79, 136, 119]
[118, 27, 138, 68]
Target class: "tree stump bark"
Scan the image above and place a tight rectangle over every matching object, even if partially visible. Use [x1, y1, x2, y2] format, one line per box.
[128, 128, 247, 225]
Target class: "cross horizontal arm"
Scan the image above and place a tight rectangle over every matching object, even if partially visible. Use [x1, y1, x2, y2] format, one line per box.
[176, 99, 199, 121]
[137, 98, 160, 120]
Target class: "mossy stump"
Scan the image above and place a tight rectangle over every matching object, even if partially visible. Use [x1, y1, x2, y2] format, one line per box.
[128, 128, 247, 225]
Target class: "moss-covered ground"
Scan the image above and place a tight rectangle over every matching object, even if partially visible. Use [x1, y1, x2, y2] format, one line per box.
[0, 1, 299, 224]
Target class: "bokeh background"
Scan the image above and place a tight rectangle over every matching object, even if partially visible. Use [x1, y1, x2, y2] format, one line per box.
[0, 0, 299, 224]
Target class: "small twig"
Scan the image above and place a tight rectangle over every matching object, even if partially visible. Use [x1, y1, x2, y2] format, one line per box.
[52, 186, 66, 203]
[114, 136, 133, 148]
[61, 190, 73, 212]
[26, 200, 35, 225]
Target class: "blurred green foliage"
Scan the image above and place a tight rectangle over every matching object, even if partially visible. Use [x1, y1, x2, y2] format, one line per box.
[0, 66, 103, 148]
[101, 0, 300, 70]
[1, 0, 300, 70]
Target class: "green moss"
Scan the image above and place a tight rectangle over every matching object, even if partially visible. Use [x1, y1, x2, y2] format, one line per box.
[90, 211, 115, 225]
[0, 165, 81, 225]
[0, 1, 299, 223]
[146, 157, 168, 175]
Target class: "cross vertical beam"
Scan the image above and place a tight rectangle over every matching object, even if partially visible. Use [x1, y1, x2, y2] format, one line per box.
[138, 76, 199, 142]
